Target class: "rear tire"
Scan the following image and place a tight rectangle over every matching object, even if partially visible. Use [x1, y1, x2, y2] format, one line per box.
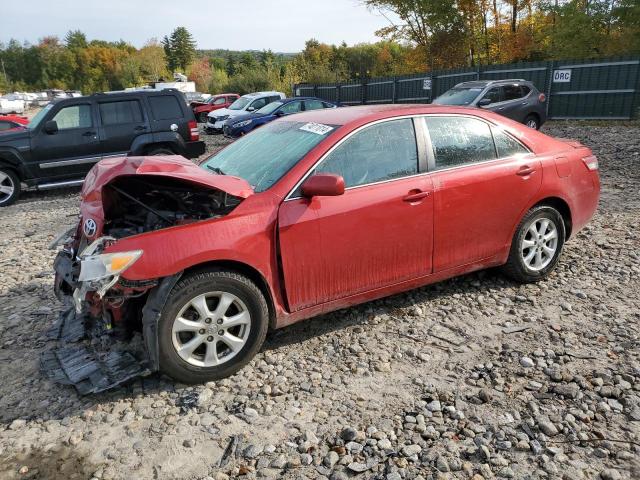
[199, 112, 209, 123]
[147, 147, 175, 156]
[501, 205, 565, 283]
[524, 114, 540, 130]
[0, 168, 20, 207]
[157, 270, 269, 384]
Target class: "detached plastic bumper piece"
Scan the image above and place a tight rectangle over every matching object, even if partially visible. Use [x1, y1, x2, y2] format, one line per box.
[41, 307, 151, 395]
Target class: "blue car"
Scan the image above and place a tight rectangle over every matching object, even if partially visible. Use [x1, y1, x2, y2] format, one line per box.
[222, 97, 338, 138]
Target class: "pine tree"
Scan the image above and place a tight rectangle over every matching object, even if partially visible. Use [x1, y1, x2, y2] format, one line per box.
[162, 27, 196, 73]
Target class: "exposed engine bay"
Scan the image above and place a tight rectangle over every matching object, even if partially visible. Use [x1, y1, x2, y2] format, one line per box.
[102, 175, 243, 238]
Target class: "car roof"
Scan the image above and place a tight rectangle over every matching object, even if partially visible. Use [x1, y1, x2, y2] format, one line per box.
[242, 91, 284, 98]
[455, 79, 532, 88]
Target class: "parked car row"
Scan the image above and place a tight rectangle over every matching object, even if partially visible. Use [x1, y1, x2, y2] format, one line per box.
[46, 103, 600, 389]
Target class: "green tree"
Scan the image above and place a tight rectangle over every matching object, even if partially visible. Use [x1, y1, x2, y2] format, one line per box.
[162, 27, 197, 72]
[64, 30, 87, 50]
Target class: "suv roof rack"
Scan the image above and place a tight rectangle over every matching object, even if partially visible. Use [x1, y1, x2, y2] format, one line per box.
[455, 78, 528, 88]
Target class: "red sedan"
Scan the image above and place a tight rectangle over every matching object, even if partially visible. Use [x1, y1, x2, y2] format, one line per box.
[0, 114, 29, 132]
[191, 93, 240, 123]
[52, 105, 599, 389]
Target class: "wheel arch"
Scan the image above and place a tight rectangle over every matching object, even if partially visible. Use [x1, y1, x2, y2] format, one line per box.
[182, 259, 277, 329]
[531, 196, 573, 239]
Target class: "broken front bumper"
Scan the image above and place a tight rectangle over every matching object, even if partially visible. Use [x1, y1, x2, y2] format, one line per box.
[44, 250, 182, 394]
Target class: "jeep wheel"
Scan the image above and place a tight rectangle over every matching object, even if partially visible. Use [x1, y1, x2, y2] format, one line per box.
[0, 168, 20, 207]
[147, 147, 175, 156]
[501, 205, 565, 283]
[199, 112, 209, 123]
[157, 270, 269, 384]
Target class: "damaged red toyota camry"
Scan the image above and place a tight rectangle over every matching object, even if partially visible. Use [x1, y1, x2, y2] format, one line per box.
[50, 104, 600, 392]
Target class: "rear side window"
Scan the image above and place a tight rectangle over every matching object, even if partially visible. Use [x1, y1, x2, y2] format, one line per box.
[99, 100, 143, 125]
[520, 85, 531, 96]
[493, 128, 530, 157]
[148, 95, 183, 120]
[316, 118, 418, 188]
[304, 99, 325, 110]
[52, 104, 92, 130]
[502, 85, 525, 101]
[213, 97, 226, 105]
[425, 116, 496, 170]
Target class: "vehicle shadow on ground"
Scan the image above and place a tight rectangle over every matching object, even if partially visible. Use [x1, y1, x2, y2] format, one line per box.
[0, 267, 525, 426]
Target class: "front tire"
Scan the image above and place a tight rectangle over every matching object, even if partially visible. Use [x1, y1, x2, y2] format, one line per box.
[157, 270, 269, 384]
[502, 205, 565, 283]
[0, 168, 20, 207]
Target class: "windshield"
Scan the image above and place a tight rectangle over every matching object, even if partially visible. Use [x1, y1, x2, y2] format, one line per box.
[434, 87, 483, 105]
[228, 97, 252, 110]
[28, 104, 53, 129]
[256, 101, 283, 115]
[201, 121, 337, 192]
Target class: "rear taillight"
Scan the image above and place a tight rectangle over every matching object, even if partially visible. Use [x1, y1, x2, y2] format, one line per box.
[582, 155, 598, 171]
[538, 93, 546, 102]
[188, 120, 199, 141]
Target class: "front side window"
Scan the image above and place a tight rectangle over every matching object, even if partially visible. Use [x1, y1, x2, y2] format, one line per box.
[315, 118, 418, 188]
[52, 104, 92, 130]
[481, 87, 502, 104]
[493, 128, 530, 158]
[99, 100, 143, 125]
[201, 120, 336, 192]
[257, 101, 283, 115]
[425, 116, 496, 170]
[249, 98, 269, 110]
[279, 101, 303, 114]
[148, 95, 182, 120]
[229, 97, 251, 110]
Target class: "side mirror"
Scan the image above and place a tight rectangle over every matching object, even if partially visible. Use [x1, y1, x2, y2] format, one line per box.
[301, 173, 345, 198]
[477, 98, 492, 107]
[44, 120, 59, 134]
[247, 106, 255, 112]
[274, 110, 285, 117]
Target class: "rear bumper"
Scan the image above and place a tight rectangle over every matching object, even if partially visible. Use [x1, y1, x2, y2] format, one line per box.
[183, 140, 206, 159]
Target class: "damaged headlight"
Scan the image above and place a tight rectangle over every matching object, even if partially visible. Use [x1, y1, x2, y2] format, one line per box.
[73, 248, 143, 311]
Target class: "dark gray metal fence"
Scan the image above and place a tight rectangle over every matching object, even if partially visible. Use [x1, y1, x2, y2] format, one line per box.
[294, 56, 640, 120]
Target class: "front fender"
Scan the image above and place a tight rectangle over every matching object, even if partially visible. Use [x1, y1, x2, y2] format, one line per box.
[0, 146, 31, 180]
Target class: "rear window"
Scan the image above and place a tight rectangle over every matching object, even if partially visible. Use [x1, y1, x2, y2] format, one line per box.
[99, 100, 143, 125]
[148, 95, 183, 120]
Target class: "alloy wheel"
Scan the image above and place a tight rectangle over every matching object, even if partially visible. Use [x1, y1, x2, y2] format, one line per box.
[0, 171, 15, 204]
[526, 118, 538, 129]
[171, 291, 251, 367]
[521, 218, 558, 271]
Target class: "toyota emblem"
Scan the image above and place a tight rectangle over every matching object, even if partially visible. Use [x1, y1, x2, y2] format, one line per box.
[83, 218, 97, 237]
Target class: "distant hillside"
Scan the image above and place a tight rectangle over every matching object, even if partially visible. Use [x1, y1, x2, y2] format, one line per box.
[197, 49, 297, 60]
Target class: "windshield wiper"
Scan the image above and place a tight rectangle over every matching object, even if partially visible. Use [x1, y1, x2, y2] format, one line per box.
[206, 165, 225, 175]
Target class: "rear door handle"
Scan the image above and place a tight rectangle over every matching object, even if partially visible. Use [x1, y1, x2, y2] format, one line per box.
[82, 131, 96, 136]
[403, 191, 431, 202]
[517, 165, 535, 176]
[134, 125, 147, 131]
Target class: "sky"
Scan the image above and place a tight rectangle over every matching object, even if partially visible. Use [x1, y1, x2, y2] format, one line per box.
[1, 0, 398, 52]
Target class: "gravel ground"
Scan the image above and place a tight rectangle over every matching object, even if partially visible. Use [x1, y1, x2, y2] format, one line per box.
[0, 122, 638, 480]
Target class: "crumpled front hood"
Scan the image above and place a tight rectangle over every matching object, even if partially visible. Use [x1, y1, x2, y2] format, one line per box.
[79, 155, 254, 238]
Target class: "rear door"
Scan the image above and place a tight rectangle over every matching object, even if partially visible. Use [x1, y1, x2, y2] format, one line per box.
[97, 98, 149, 155]
[147, 93, 190, 141]
[29, 101, 102, 180]
[423, 115, 542, 271]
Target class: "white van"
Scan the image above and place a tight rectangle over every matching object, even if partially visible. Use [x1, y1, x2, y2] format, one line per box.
[205, 91, 285, 133]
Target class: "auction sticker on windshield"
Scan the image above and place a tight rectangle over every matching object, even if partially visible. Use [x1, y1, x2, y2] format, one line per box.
[300, 123, 334, 135]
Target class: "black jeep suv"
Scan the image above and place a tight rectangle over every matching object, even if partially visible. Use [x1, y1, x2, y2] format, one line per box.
[0, 89, 205, 206]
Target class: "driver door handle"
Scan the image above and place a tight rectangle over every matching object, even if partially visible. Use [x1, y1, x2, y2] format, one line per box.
[403, 190, 431, 202]
[517, 165, 535, 176]
[134, 125, 147, 131]
[82, 131, 96, 136]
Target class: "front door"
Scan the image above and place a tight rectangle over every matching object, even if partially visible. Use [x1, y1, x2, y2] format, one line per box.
[422, 115, 542, 271]
[29, 102, 101, 180]
[278, 118, 434, 311]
